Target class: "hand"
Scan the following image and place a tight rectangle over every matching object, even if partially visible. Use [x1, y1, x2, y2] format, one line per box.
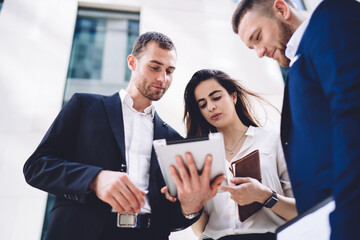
[169, 152, 226, 215]
[89, 170, 146, 214]
[219, 177, 272, 206]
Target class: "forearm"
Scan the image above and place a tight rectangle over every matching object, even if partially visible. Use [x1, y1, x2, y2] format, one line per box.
[24, 153, 102, 201]
[270, 194, 297, 221]
[257, 185, 297, 221]
[191, 212, 208, 237]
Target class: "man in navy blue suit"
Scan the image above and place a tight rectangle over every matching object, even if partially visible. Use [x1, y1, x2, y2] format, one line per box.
[23, 31, 224, 240]
[232, 0, 360, 239]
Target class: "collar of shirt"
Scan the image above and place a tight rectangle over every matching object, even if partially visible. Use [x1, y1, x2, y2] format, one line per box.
[285, 19, 310, 67]
[119, 89, 155, 119]
[228, 126, 255, 164]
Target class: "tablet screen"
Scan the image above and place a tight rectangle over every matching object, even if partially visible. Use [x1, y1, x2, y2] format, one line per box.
[153, 132, 227, 196]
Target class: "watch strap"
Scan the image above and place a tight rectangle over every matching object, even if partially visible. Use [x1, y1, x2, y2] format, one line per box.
[263, 190, 278, 208]
[182, 207, 203, 219]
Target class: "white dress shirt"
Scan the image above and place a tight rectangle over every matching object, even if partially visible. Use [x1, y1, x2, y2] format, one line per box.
[119, 89, 155, 213]
[285, 19, 309, 67]
[200, 126, 293, 240]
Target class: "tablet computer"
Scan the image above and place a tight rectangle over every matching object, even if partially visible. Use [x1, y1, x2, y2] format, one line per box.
[153, 132, 227, 197]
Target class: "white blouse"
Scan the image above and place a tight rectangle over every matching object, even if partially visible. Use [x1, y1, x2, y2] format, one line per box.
[200, 126, 293, 240]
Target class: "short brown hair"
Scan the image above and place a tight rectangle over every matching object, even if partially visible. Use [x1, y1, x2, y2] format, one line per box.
[131, 31, 176, 58]
[232, 0, 295, 33]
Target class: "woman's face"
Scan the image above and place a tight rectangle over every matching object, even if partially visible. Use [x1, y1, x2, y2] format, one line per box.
[194, 79, 237, 129]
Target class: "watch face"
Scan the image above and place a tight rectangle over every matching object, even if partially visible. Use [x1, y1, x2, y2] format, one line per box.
[264, 191, 278, 208]
[183, 209, 203, 219]
[184, 213, 197, 219]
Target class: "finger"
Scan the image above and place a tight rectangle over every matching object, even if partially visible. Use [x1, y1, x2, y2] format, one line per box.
[165, 191, 177, 202]
[161, 186, 168, 194]
[112, 190, 135, 214]
[210, 175, 226, 196]
[169, 164, 183, 189]
[160, 186, 177, 202]
[185, 152, 200, 181]
[122, 176, 146, 204]
[108, 197, 126, 214]
[211, 175, 226, 188]
[120, 176, 145, 210]
[230, 177, 252, 185]
[175, 155, 191, 184]
[218, 185, 236, 193]
[200, 154, 212, 182]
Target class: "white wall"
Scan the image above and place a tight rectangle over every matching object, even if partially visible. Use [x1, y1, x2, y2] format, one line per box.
[0, 0, 77, 239]
[0, 0, 321, 239]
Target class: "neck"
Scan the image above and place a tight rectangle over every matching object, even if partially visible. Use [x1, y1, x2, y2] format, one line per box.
[289, 9, 307, 32]
[125, 84, 152, 113]
[217, 118, 248, 144]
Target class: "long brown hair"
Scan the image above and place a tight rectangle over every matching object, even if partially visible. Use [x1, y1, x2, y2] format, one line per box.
[184, 69, 268, 137]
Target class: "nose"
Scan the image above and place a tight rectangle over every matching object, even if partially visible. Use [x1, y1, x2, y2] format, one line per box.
[207, 101, 216, 111]
[254, 45, 266, 58]
[157, 70, 167, 83]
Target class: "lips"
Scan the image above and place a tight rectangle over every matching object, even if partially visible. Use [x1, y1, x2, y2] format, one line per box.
[211, 113, 221, 120]
[152, 85, 165, 91]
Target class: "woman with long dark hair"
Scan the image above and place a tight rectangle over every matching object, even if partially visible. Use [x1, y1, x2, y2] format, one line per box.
[183, 69, 297, 240]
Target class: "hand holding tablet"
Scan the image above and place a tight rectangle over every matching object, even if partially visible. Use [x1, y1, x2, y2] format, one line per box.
[153, 132, 227, 197]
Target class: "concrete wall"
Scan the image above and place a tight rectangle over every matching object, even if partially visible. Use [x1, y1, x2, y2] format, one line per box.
[0, 0, 322, 239]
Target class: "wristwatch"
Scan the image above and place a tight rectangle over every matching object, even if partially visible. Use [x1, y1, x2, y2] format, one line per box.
[182, 207, 203, 220]
[263, 190, 278, 208]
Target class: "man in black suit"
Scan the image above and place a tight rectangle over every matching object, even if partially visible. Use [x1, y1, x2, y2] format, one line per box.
[23, 31, 224, 240]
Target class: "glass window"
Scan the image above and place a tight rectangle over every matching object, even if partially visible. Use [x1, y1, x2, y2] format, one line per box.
[64, 8, 140, 102]
[291, 0, 306, 10]
[0, 0, 4, 12]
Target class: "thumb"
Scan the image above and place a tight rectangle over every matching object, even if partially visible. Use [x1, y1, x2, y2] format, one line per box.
[161, 186, 168, 194]
[210, 175, 226, 195]
[211, 175, 226, 188]
[230, 177, 251, 185]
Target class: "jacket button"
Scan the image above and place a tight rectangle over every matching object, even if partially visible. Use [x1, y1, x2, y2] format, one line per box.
[284, 142, 289, 145]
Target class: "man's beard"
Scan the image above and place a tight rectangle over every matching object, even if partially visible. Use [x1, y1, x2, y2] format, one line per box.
[277, 19, 294, 67]
[136, 80, 167, 101]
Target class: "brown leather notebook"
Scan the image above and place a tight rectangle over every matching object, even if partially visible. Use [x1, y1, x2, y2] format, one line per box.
[230, 149, 263, 222]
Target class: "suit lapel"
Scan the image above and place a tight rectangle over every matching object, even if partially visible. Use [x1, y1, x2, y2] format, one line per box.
[150, 112, 168, 176]
[102, 93, 126, 161]
[281, 76, 291, 141]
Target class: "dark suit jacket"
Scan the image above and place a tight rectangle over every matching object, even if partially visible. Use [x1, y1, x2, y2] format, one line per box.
[281, 0, 360, 239]
[23, 92, 194, 240]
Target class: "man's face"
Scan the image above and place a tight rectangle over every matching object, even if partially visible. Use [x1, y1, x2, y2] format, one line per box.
[238, 11, 293, 67]
[131, 42, 177, 101]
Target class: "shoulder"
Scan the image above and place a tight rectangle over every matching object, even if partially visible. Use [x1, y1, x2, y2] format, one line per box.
[71, 92, 110, 101]
[67, 92, 119, 106]
[154, 112, 182, 140]
[307, 0, 359, 32]
[251, 126, 280, 140]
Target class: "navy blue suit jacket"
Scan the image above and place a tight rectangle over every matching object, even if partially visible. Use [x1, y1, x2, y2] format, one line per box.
[23, 93, 193, 239]
[281, 0, 360, 239]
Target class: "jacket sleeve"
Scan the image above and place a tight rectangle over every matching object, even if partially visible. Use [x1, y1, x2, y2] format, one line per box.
[305, 1, 360, 239]
[23, 93, 103, 203]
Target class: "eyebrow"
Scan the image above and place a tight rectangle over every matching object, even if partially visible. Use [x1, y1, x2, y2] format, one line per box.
[196, 90, 222, 104]
[150, 60, 176, 70]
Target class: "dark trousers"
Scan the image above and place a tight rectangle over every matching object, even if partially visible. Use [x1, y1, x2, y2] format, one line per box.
[205, 232, 275, 240]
